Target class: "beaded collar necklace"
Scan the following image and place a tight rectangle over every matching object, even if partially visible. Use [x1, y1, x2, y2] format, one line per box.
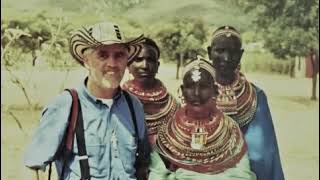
[156, 104, 247, 173]
[216, 72, 257, 127]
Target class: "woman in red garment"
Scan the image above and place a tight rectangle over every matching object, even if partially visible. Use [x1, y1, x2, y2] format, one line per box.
[122, 38, 178, 147]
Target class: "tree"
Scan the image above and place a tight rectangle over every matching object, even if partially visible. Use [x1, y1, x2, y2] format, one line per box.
[240, 0, 319, 100]
[156, 18, 207, 79]
[1, 27, 33, 106]
[1, 11, 75, 69]
[1, 12, 76, 110]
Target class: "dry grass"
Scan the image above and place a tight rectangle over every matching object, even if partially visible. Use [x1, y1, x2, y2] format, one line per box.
[1, 62, 319, 180]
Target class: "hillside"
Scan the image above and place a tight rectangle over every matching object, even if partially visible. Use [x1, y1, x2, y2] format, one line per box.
[2, 0, 253, 32]
[123, 0, 252, 31]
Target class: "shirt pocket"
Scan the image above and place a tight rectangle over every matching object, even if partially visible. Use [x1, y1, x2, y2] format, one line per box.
[116, 130, 138, 174]
[72, 132, 108, 176]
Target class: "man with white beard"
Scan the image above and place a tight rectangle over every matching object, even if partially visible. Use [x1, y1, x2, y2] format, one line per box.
[24, 21, 150, 180]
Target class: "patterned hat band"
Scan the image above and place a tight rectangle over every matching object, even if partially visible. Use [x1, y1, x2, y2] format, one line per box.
[69, 21, 145, 66]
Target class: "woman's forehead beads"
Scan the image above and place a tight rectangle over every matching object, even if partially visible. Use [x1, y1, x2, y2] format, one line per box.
[191, 65, 201, 82]
[183, 55, 215, 83]
[211, 26, 242, 42]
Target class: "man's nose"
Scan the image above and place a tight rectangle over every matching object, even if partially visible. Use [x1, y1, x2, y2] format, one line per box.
[107, 56, 117, 67]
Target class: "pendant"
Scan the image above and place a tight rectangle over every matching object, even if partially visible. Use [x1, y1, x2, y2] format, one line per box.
[191, 126, 208, 150]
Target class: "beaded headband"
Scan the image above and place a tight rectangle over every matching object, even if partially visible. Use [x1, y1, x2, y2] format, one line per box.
[211, 26, 241, 42]
[182, 55, 215, 82]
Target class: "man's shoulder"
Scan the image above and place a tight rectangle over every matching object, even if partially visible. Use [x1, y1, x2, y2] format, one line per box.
[122, 90, 143, 108]
[45, 90, 73, 109]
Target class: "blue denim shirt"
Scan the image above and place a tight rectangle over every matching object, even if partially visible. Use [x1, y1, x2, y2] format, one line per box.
[242, 85, 285, 180]
[24, 78, 150, 180]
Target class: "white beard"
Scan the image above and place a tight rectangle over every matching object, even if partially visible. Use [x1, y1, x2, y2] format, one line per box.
[100, 77, 120, 89]
[88, 68, 125, 90]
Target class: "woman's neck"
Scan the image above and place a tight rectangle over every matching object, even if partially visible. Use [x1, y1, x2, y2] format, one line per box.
[216, 71, 238, 86]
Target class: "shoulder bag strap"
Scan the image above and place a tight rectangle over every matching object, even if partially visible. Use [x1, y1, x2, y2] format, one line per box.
[48, 89, 79, 180]
[122, 91, 140, 156]
[48, 89, 90, 180]
[74, 95, 90, 180]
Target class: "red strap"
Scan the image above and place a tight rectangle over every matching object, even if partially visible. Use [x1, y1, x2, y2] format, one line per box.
[65, 89, 79, 151]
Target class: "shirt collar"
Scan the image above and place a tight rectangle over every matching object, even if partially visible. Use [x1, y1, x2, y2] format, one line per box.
[78, 77, 123, 105]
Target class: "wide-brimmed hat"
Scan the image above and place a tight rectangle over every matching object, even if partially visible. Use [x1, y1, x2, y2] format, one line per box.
[70, 21, 145, 66]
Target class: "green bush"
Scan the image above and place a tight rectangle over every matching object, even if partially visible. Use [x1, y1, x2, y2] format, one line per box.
[241, 51, 292, 75]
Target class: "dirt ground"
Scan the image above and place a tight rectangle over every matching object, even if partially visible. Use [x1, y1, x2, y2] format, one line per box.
[1, 63, 319, 180]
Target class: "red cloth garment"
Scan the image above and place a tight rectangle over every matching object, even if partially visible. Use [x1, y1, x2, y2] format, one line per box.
[305, 53, 319, 78]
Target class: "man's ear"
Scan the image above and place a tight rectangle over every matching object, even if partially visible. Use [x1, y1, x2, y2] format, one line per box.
[83, 57, 90, 70]
[84, 63, 90, 70]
